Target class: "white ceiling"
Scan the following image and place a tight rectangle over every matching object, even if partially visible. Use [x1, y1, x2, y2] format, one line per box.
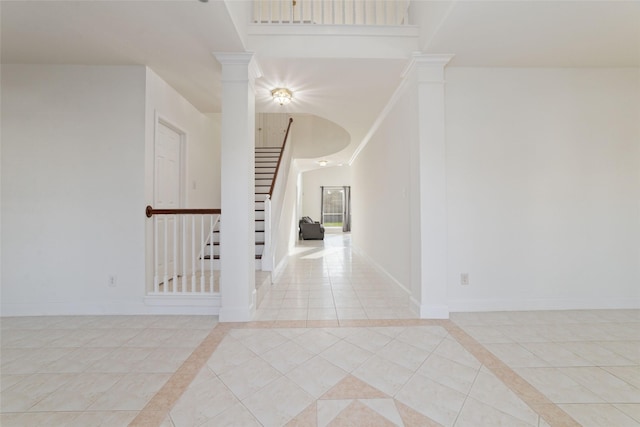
[422, 1, 640, 68]
[2, 0, 639, 164]
[0, 0, 244, 112]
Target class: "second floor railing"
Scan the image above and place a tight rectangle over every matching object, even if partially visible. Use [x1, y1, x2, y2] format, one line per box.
[252, 0, 410, 26]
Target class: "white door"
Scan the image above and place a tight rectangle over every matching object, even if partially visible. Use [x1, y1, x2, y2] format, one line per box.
[155, 122, 182, 281]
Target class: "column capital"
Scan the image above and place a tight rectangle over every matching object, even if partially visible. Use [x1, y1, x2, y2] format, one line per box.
[213, 52, 263, 82]
[402, 53, 455, 83]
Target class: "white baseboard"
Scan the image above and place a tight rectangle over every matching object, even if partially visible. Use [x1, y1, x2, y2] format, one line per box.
[272, 255, 289, 283]
[448, 297, 640, 313]
[1, 297, 220, 317]
[351, 245, 412, 298]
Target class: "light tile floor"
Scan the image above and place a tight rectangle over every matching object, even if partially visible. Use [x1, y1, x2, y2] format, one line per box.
[255, 232, 415, 322]
[1, 233, 638, 426]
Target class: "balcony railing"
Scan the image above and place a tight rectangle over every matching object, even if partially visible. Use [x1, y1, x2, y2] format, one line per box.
[252, 0, 410, 26]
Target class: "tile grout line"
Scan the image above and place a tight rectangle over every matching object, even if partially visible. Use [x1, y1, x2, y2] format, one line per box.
[442, 319, 582, 427]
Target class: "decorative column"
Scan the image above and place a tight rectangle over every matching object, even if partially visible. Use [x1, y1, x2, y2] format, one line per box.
[412, 53, 454, 319]
[213, 52, 261, 322]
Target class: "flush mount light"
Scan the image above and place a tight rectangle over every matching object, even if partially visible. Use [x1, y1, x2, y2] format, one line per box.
[317, 160, 329, 167]
[271, 88, 293, 106]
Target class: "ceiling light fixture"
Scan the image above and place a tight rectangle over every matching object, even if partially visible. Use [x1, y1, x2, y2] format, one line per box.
[271, 88, 293, 106]
[317, 160, 329, 167]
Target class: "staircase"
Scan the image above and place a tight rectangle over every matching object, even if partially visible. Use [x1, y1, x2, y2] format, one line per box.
[203, 146, 283, 270]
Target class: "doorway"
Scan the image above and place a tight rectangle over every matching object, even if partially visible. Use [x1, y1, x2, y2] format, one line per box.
[154, 118, 185, 278]
[321, 186, 351, 232]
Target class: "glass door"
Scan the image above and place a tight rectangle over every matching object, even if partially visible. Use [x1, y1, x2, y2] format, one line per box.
[321, 187, 344, 227]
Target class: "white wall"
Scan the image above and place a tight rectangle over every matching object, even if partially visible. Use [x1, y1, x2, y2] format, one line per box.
[351, 85, 417, 290]
[1, 65, 147, 315]
[0, 65, 222, 316]
[352, 66, 640, 313]
[301, 166, 352, 220]
[445, 68, 640, 311]
[273, 163, 300, 273]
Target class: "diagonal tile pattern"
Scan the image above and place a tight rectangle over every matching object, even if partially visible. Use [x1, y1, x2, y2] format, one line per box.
[0, 232, 638, 426]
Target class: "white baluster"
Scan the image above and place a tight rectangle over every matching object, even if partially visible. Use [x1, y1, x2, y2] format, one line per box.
[373, 0, 377, 25]
[352, 0, 355, 24]
[209, 215, 214, 292]
[363, 0, 366, 25]
[173, 214, 178, 292]
[191, 215, 196, 292]
[321, 0, 324, 24]
[163, 215, 168, 293]
[200, 215, 205, 292]
[154, 216, 159, 293]
[182, 215, 187, 293]
[403, 0, 409, 25]
[332, 0, 335, 24]
[342, 0, 345, 24]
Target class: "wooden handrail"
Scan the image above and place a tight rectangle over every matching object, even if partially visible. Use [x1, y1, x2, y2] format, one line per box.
[268, 117, 294, 197]
[145, 205, 221, 218]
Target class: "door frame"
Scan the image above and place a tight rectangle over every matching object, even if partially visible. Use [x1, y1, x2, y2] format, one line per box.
[154, 111, 187, 209]
[153, 112, 187, 283]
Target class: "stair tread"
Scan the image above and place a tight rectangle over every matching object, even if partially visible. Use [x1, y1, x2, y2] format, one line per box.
[203, 255, 262, 260]
[208, 240, 264, 245]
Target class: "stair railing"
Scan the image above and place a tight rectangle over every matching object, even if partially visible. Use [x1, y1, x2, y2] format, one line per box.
[262, 118, 293, 271]
[145, 206, 221, 294]
[252, 0, 410, 26]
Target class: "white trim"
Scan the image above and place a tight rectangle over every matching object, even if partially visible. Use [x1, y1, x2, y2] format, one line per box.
[449, 297, 640, 313]
[247, 24, 419, 38]
[348, 69, 412, 165]
[272, 254, 289, 283]
[351, 244, 412, 298]
[0, 299, 220, 317]
[352, 245, 450, 319]
[154, 111, 188, 209]
[350, 53, 454, 166]
[212, 52, 263, 82]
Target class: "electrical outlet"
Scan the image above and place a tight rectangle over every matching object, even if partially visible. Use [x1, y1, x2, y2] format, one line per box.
[108, 275, 117, 287]
[460, 273, 469, 286]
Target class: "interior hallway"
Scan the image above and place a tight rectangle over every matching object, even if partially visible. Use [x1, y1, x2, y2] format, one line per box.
[255, 231, 415, 322]
[1, 234, 638, 426]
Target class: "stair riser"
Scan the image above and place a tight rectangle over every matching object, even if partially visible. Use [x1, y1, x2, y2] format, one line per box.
[201, 259, 262, 271]
[204, 245, 263, 257]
